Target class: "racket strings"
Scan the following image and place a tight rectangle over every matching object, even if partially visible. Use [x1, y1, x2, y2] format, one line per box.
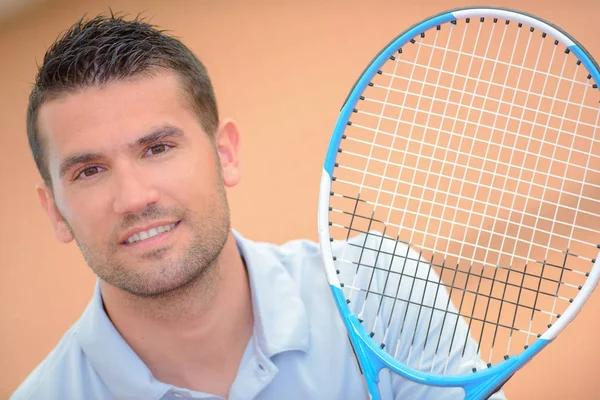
[392, 27, 465, 368]
[329, 16, 600, 373]
[378, 29, 448, 340]
[337, 133, 600, 197]
[334, 203, 584, 369]
[352, 25, 415, 322]
[392, 48, 592, 89]
[369, 78, 600, 128]
[354, 96, 600, 151]
[472, 35, 566, 358]
[335, 231, 577, 374]
[546, 83, 600, 332]
[524, 53, 582, 347]
[422, 21, 517, 370]
[330, 203, 594, 270]
[338, 231, 571, 327]
[339, 224, 571, 322]
[338, 219, 583, 287]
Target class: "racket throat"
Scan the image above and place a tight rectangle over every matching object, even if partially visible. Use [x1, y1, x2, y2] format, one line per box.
[344, 314, 386, 398]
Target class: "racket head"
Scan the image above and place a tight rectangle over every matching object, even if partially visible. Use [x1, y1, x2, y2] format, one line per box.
[318, 5, 600, 391]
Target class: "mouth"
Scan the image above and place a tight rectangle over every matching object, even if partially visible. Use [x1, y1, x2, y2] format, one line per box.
[121, 221, 181, 245]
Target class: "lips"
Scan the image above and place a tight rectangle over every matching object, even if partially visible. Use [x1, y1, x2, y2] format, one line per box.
[126, 222, 178, 244]
[119, 221, 180, 245]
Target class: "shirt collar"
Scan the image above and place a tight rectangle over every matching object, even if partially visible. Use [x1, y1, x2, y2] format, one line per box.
[75, 230, 309, 398]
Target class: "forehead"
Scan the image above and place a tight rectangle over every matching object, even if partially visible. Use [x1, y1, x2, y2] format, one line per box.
[38, 71, 194, 159]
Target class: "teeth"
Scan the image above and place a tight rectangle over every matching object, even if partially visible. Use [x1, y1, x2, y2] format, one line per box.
[126, 223, 177, 244]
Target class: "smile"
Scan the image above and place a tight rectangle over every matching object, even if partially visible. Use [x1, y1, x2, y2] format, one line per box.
[125, 222, 179, 244]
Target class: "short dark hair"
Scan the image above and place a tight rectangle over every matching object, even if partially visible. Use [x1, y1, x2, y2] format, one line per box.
[27, 13, 219, 188]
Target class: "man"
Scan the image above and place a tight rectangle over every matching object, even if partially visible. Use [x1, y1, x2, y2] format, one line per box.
[13, 14, 505, 399]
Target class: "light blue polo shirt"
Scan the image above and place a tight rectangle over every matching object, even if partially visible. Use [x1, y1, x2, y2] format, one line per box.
[12, 231, 506, 399]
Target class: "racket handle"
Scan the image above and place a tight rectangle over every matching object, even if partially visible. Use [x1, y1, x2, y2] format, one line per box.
[364, 374, 381, 400]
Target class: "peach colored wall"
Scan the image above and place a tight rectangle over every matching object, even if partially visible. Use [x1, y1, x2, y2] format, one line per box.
[1, 0, 599, 398]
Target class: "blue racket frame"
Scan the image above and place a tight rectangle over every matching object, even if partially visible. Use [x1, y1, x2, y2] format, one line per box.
[319, 7, 600, 400]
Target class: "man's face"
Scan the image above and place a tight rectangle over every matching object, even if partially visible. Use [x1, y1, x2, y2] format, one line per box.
[36, 71, 241, 297]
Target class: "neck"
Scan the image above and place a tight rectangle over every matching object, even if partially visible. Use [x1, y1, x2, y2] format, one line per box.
[100, 232, 254, 395]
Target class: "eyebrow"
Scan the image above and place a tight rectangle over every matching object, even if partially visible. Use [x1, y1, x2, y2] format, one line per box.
[58, 125, 185, 179]
[131, 125, 184, 149]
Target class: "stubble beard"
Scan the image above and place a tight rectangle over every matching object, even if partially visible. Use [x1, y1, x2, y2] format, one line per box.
[74, 187, 231, 299]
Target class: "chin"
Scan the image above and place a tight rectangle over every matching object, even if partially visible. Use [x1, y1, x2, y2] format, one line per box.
[113, 264, 205, 298]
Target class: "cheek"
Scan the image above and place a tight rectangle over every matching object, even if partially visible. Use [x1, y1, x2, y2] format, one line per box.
[58, 188, 115, 243]
[161, 158, 224, 218]
[162, 169, 219, 206]
[167, 148, 221, 193]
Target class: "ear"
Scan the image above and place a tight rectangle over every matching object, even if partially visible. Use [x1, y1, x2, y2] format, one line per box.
[215, 118, 242, 188]
[36, 183, 74, 244]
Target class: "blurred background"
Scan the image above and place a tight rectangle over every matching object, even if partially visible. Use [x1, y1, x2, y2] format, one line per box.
[1, 0, 599, 398]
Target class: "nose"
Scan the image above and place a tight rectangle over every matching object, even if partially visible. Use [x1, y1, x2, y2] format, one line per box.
[112, 163, 160, 215]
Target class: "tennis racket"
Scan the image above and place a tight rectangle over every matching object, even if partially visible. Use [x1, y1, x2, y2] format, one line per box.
[318, 7, 600, 400]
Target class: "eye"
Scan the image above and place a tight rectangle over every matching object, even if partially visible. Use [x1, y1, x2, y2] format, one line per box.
[145, 143, 171, 157]
[77, 166, 101, 179]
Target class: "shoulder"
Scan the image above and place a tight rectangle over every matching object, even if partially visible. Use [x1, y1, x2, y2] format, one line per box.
[245, 237, 367, 385]
[250, 237, 327, 287]
[240, 234, 334, 310]
[251, 237, 322, 261]
[11, 324, 106, 400]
